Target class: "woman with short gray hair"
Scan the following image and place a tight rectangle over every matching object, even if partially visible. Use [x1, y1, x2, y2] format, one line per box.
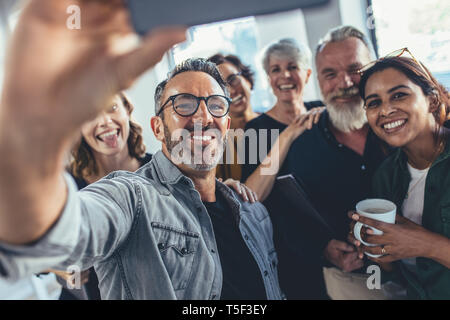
[242, 38, 325, 201]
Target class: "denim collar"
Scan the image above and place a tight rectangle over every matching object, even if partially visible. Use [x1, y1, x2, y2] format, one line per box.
[152, 150, 243, 222]
[152, 151, 187, 185]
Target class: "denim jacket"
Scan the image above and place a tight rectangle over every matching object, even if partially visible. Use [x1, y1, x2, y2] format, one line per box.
[0, 151, 284, 300]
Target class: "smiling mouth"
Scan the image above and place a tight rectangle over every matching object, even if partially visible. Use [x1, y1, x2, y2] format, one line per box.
[381, 119, 407, 133]
[278, 84, 296, 91]
[187, 133, 217, 147]
[97, 129, 120, 141]
[232, 95, 244, 104]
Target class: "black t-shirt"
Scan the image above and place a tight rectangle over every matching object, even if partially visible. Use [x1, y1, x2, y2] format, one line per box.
[243, 108, 388, 243]
[242, 101, 324, 182]
[203, 191, 267, 300]
[284, 113, 389, 242]
[242, 107, 390, 299]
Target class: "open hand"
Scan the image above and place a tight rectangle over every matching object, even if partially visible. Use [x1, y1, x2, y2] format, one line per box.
[219, 178, 258, 203]
[1, 0, 186, 143]
[283, 107, 325, 143]
[323, 239, 364, 272]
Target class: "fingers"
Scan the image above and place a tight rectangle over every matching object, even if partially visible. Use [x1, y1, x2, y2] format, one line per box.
[242, 184, 256, 203]
[360, 244, 387, 258]
[363, 233, 385, 245]
[113, 26, 187, 90]
[313, 110, 321, 124]
[306, 112, 315, 130]
[332, 239, 355, 253]
[341, 251, 364, 272]
[222, 179, 257, 203]
[347, 210, 357, 219]
[223, 179, 243, 195]
[351, 213, 389, 232]
[347, 228, 359, 247]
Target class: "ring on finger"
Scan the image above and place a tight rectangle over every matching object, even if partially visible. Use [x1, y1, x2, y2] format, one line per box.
[381, 246, 387, 255]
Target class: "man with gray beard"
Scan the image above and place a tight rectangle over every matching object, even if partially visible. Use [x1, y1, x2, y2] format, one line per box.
[270, 26, 392, 300]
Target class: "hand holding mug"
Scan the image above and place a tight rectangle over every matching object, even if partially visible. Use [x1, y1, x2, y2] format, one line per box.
[351, 199, 396, 258]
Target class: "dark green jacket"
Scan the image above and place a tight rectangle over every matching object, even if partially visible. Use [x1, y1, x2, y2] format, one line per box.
[372, 136, 450, 300]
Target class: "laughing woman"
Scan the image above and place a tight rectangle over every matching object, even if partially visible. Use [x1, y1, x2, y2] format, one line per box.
[53, 92, 152, 300]
[349, 54, 450, 299]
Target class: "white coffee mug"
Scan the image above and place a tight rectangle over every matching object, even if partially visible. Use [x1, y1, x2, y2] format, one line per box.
[354, 199, 396, 258]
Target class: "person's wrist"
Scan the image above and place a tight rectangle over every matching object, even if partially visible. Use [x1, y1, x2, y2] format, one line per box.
[280, 128, 295, 145]
[425, 232, 446, 260]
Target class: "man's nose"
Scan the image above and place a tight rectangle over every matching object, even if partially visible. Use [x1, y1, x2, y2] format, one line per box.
[282, 69, 291, 78]
[339, 72, 354, 89]
[191, 100, 213, 126]
[379, 102, 397, 118]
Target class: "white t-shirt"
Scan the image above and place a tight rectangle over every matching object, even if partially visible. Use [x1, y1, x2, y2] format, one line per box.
[383, 163, 430, 299]
[401, 163, 430, 268]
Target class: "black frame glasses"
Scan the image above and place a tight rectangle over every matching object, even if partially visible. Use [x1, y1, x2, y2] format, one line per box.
[157, 93, 231, 118]
[226, 72, 242, 87]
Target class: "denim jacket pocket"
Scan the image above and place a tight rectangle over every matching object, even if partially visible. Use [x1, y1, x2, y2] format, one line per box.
[151, 222, 200, 291]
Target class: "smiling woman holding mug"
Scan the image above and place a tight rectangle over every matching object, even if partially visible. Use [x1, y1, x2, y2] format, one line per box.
[348, 50, 450, 299]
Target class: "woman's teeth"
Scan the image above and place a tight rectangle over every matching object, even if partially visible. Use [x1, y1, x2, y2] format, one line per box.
[279, 84, 295, 90]
[98, 130, 118, 140]
[383, 120, 406, 130]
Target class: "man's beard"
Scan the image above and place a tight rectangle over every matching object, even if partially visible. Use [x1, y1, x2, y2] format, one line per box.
[163, 121, 227, 171]
[323, 86, 367, 133]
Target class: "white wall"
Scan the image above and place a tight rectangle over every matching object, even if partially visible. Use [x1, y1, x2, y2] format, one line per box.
[254, 9, 318, 102]
[125, 56, 170, 153]
[302, 0, 370, 96]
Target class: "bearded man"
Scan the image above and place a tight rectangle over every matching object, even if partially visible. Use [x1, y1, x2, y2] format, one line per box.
[0, 40, 284, 301]
[268, 26, 393, 300]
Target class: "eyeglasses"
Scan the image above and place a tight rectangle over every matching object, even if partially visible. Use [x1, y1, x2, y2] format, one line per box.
[157, 93, 231, 118]
[226, 72, 242, 87]
[358, 47, 431, 80]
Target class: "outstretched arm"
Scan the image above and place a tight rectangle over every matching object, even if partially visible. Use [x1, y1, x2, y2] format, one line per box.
[0, 0, 186, 245]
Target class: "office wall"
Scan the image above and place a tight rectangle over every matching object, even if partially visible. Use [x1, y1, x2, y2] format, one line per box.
[0, 0, 371, 154]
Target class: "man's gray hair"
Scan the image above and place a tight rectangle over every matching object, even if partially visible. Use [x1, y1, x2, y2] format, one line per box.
[154, 58, 228, 116]
[315, 25, 374, 58]
[262, 38, 312, 74]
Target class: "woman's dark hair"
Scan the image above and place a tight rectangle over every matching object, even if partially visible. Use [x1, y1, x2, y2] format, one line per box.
[359, 56, 450, 142]
[71, 92, 146, 179]
[207, 53, 255, 89]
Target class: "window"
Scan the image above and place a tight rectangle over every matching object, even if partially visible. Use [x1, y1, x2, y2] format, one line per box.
[170, 17, 275, 112]
[370, 0, 450, 89]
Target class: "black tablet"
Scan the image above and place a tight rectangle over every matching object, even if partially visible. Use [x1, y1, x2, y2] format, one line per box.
[274, 174, 336, 237]
[127, 0, 330, 35]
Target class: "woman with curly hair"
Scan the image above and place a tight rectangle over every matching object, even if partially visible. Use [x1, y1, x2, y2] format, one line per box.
[52, 92, 152, 300]
[70, 92, 152, 189]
